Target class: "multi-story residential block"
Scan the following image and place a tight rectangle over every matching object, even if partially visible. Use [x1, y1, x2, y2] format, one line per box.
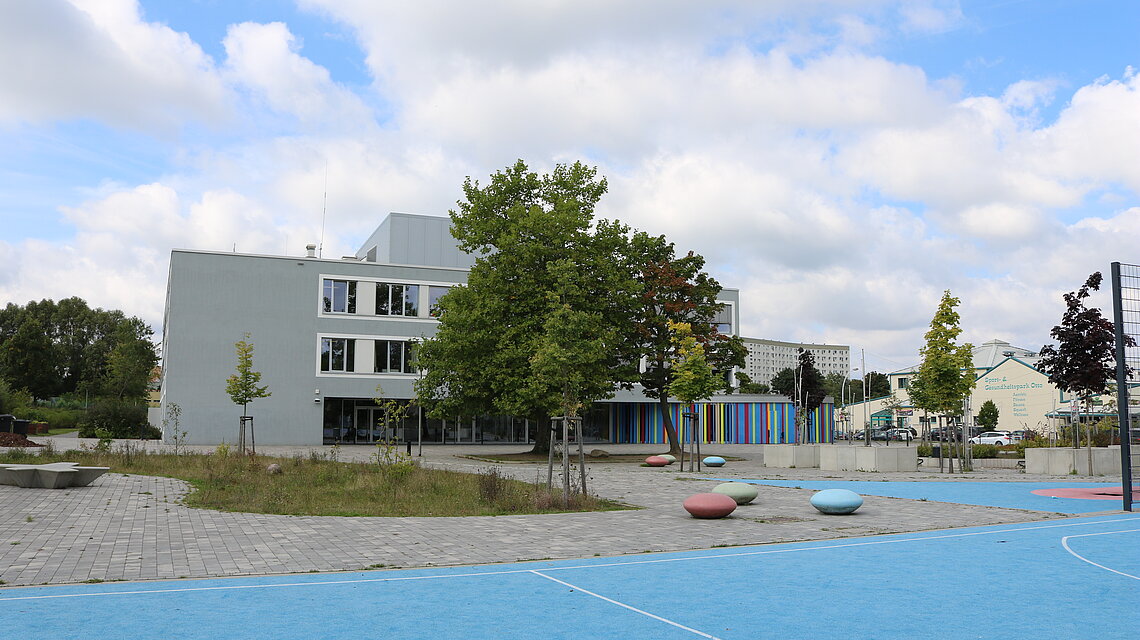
[740, 338, 850, 386]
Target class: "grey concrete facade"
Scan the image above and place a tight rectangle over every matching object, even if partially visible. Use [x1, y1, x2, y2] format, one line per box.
[161, 213, 470, 446]
[160, 212, 748, 447]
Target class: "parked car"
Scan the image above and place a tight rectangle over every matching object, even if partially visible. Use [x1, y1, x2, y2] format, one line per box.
[929, 428, 958, 442]
[969, 431, 1013, 446]
[887, 427, 916, 441]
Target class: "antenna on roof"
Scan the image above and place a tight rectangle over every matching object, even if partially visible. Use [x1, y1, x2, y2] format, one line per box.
[318, 160, 328, 259]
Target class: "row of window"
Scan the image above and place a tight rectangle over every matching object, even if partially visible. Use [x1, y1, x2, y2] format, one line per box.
[322, 279, 449, 317]
[320, 338, 416, 374]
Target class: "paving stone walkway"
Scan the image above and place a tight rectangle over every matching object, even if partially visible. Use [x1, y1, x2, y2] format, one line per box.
[0, 440, 1116, 587]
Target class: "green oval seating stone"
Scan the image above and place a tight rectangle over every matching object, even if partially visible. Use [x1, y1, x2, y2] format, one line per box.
[660, 454, 676, 464]
[712, 482, 758, 505]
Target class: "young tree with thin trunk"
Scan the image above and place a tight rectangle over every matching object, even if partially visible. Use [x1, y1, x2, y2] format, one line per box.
[913, 291, 975, 472]
[225, 333, 271, 421]
[1037, 272, 1133, 462]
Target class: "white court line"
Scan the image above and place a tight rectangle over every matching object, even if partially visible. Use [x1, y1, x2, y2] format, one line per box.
[529, 570, 722, 640]
[1060, 528, 1140, 581]
[2, 515, 1137, 602]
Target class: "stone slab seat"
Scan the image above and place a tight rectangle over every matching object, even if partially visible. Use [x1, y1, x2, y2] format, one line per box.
[33, 466, 77, 489]
[69, 466, 109, 487]
[0, 462, 108, 488]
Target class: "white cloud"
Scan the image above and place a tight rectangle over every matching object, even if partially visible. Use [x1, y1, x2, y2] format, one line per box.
[4, 0, 1138, 369]
[0, 0, 227, 130]
[221, 21, 375, 130]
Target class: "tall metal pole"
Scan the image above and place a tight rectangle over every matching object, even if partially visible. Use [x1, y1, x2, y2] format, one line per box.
[1111, 262, 1133, 511]
[862, 349, 870, 447]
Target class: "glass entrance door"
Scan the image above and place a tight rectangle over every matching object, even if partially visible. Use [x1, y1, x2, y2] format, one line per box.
[355, 407, 402, 444]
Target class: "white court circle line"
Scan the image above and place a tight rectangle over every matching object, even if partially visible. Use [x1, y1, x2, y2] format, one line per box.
[1060, 528, 1140, 581]
[2, 515, 1137, 602]
[529, 570, 722, 640]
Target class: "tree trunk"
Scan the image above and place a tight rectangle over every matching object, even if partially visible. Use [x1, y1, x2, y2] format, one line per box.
[528, 414, 552, 455]
[660, 394, 682, 455]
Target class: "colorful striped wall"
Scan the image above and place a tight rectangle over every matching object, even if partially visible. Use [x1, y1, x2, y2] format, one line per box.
[608, 401, 834, 444]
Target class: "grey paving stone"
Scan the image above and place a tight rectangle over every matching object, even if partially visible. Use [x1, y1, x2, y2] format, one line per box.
[0, 439, 1119, 587]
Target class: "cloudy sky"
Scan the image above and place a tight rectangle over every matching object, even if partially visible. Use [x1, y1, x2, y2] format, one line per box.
[1, 0, 1137, 373]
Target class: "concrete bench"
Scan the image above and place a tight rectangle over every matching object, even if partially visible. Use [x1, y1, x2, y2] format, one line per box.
[0, 462, 108, 489]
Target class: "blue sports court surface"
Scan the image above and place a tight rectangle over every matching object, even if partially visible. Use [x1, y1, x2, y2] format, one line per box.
[3, 513, 1137, 639]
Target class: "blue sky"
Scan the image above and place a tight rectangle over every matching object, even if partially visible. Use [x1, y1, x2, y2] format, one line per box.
[1, 0, 1137, 371]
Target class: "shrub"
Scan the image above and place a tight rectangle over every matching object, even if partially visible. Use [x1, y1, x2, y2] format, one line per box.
[78, 400, 159, 439]
[971, 444, 1000, 459]
[917, 444, 933, 457]
[21, 406, 84, 430]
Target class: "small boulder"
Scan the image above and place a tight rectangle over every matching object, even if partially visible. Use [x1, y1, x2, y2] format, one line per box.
[266, 463, 283, 475]
[588, 449, 611, 458]
[702, 456, 726, 467]
[644, 455, 669, 467]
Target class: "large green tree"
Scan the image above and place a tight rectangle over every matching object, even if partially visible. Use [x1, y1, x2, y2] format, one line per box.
[911, 290, 975, 466]
[101, 318, 159, 401]
[415, 160, 642, 453]
[0, 297, 156, 401]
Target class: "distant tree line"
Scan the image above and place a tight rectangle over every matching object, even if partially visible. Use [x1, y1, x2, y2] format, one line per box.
[0, 298, 158, 435]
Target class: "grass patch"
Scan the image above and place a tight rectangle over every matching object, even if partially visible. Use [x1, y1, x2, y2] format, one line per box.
[0, 447, 627, 517]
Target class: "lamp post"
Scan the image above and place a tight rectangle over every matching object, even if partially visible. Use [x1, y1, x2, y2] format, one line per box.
[862, 349, 870, 447]
[841, 367, 859, 444]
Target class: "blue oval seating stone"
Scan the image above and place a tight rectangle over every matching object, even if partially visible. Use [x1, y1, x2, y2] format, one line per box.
[703, 456, 726, 467]
[810, 489, 863, 514]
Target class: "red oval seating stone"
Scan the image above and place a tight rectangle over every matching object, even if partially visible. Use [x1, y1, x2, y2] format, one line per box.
[683, 492, 738, 519]
[645, 456, 669, 467]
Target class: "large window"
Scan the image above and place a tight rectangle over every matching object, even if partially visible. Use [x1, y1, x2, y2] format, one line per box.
[323, 279, 356, 313]
[375, 340, 415, 373]
[428, 286, 449, 317]
[321, 338, 355, 372]
[712, 306, 732, 335]
[376, 283, 419, 316]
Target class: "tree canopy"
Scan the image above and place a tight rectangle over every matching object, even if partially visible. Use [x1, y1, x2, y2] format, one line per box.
[770, 348, 827, 442]
[225, 333, 271, 417]
[977, 399, 999, 430]
[414, 160, 643, 451]
[0, 297, 157, 401]
[414, 159, 744, 455]
[629, 235, 745, 454]
[911, 290, 975, 416]
[1038, 272, 1131, 404]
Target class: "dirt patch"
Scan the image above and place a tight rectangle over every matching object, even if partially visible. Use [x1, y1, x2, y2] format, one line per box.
[0, 432, 43, 447]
